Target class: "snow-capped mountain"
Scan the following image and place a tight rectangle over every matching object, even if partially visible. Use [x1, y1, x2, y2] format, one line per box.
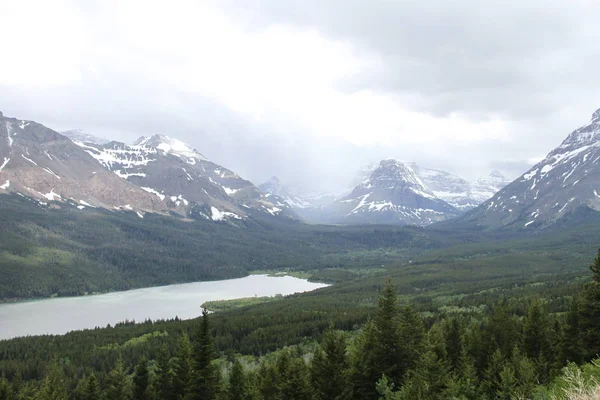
[61, 129, 110, 145]
[464, 107, 600, 228]
[409, 163, 511, 211]
[323, 160, 459, 225]
[0, 112, 294, 223]
[259, 176, 312, 209]
[0, 112, 165, 214]
[74, 134, 290, 221]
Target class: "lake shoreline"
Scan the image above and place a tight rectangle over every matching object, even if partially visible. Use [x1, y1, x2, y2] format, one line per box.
[0, 274, 330, 340]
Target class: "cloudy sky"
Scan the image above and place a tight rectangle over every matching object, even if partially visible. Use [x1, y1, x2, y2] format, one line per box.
[1, 0, 599, 192]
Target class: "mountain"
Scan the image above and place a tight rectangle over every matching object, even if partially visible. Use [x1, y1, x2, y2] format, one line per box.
[0, 112, 165, 213]
[463, 107, 600, 228]
[61, 129, 110, 145]
[323, 159, 459, 225]
[259, 176, 311, 209]
[0, 112, 293, 223]
[409, 163, 510, 211]
[74, 135, 291, 221]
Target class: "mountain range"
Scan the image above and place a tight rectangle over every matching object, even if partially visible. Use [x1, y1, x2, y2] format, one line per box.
[0, 112, 294, 224]
[6, 107, 600, 229]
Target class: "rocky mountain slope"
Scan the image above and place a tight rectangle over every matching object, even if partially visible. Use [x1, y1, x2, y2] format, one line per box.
[62, 129, 110, 145]
[74, 135, 293, 221]
[0, 112, 293, 223]
[464, 107, 600, 228]
[0, 112, 165, 213]
[409, 163, 510, 211]
[323, 160, 459, 225]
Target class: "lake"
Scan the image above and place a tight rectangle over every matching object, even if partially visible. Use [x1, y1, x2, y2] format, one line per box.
[0, 275, 329, 340]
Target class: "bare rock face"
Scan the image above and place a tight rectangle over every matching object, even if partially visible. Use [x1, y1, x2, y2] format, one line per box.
[0, 114, 165, 213]
[69, 133, 293, 221]
[0, 114, 294, 222]
[465, 108, 600, 228]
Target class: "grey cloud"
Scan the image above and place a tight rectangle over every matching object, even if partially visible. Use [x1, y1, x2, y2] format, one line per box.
[226, 0, 600, 119]
[2, 0, 600, 194]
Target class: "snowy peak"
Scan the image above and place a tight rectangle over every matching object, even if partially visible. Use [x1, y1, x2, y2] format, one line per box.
[324, 159, 458, 226]
[465, 106, 600, 228]
[557, 110, 600, 152]
[360, 159, 434, 198]
[134, 135, 209, 163]
[62, 129, 110, 145]
[259, 176, 289, 196]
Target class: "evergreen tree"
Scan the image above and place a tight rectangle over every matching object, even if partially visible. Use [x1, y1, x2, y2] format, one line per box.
[152, 346, 173, 400]
[82, 373, 103, 400]
[105, 357, 131, 400]
[522, 298, 552, 381]
[398, 305, 426, 376]
[509, 347, 537, 399]
[275, 352, 313, 400]
[395, 342, 450, 400]
[172, 334, 192, 400]
[442, 348, 481, 400]
[560, 296, 584, 364]
[310, 327, 351, 400]
[482, 349, 506, 398]
[258, 361, 281, 400]
[37, 360, 68, 400]
[444, 318, 463, 372]
[496, 364, 517, 400]
[187, 309, 221, 400]
[228, 359, 246, 400]
[0, 375, 9, 400]
[133, 357, 150, 400]
[579, 248, 600, 359]
[351, 279, 403, 400]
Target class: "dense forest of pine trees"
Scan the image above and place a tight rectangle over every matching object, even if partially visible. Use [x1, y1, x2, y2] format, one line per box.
[3, 248, 600, 399]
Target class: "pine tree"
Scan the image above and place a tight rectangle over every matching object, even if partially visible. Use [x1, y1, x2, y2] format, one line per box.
[82, 373, 103, 400]
[133, 357, 150, 400]
[228, 359, 246, 400]
[172, 334, 192, 400]
[153, 346, 174, 400]
[579, 248, 600, 359]
[106, 357, 131, 400]
[258, 360, 281, 400]
[482, 349, 506, 398]
[310, 327, 351, 400]
[276, 352, 313, 400]
[442, 348, 481, 400]
[522, 298, 552, 381]
[0, 375, 9, 400]
[398, 305, 426, 376]
[37, 360, 68, 400]
[444, 318, 463, 372]
[560, 296, 584, 364]
[496, 364, 517, 400]
[187, 309, 221, 400]
[396, 340, 450, 400]
[351, 279, 403, 400]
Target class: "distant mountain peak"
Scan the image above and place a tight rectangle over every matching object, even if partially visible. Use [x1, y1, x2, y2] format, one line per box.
[134, 135, 209, 162]
[61, 129, 110, 145]
[489, 170, 506, 180]
[592, 108, 600, 121]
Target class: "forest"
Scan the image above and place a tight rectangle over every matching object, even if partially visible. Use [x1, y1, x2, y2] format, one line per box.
[4, 197, 600, 398]
[2, 237, 600, 398]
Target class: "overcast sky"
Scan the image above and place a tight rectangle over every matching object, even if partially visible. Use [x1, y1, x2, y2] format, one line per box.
[1, 0, 599, 192]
